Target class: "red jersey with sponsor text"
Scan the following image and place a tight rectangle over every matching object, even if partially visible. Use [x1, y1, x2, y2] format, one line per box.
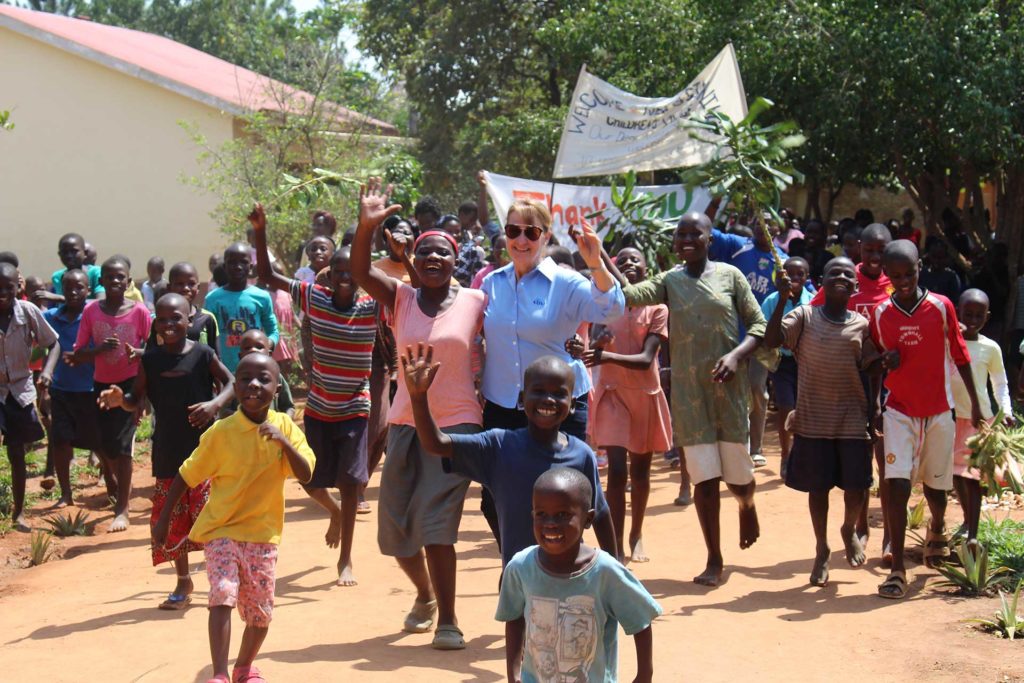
[810, 263, 894, 317]
[869, 290, 970, 418]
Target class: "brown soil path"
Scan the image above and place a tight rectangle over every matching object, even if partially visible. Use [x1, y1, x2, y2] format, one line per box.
[2, 440, 1022, 682]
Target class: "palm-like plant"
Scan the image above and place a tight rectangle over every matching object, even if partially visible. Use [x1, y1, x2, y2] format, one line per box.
[936, 541, 1011, 596]
[679, 97, 806, 274]
[969, 579, 1023, 639]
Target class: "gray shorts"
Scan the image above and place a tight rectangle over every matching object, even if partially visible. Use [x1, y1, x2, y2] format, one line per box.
[376, 423, 476, 557]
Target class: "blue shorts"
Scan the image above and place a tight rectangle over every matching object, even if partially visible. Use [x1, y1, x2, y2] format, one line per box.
[770, 355, 798, 410]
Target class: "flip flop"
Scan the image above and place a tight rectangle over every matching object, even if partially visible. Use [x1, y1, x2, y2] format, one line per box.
[232, 665, 267, 683]
[923, 529, 950, 568]
[158, 593, 192, 610]
[403, 599, 437, 634]
[431, 624, 466, 650]
[877, 571, 908, 599]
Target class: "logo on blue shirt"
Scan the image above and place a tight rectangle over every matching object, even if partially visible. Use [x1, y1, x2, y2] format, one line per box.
[532, 298, 545, 306]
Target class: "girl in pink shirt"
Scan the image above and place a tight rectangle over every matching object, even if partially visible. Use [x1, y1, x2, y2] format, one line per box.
[70, 256, 151, 533]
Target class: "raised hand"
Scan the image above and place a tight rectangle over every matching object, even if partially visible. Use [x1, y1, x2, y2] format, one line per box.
[571, 219, 604, 270]
[98, 384, 124, 410]
[358, 177, 402, 229]
[248, 203, 267, 233]
[774, 270, 792, 299]
[477, 170, 487, 188]
[401, 343, 440, 397]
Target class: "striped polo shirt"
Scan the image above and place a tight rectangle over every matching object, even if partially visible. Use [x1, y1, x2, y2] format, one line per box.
[290, 280, 377, 422]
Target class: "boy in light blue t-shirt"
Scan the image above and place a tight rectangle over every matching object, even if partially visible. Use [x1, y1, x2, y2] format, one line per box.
[203, 242, 279, 372]
[496, 468, 661, 683]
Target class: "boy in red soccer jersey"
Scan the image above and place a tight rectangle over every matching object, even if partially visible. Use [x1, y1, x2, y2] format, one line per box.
[869, 240, 982, 599]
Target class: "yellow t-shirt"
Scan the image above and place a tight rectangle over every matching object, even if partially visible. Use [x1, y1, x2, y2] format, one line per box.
[180, 410, 315, 545]
[125, 280, 145, 304]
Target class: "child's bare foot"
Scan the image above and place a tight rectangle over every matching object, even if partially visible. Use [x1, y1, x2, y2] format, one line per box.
[880, 541, 893, 569]
[13, 514, 31, 532]
[694, 559, 723, 586]
[108, 512, 129, 532]
[841, 523, 866, 567]
[325, 510, 341, 549]
[49, 498, 72, 510]
[810, 545, 830, 586]
[336, 559, 357, 587]
[629, 535, 650, 563]
[739, 506, 760, 549]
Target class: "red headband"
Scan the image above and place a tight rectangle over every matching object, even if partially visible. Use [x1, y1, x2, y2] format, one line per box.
[414, 230, 459, 253]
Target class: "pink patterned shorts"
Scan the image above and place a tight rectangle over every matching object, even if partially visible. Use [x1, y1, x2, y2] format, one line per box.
[204, 537, 278, 627]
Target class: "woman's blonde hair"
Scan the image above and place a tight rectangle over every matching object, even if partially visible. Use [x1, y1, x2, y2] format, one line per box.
[507, 199, 552, 232]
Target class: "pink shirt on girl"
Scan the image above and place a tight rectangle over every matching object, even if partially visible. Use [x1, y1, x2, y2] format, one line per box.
[74, 300, 152, 384]
[387, 282, 486, 428]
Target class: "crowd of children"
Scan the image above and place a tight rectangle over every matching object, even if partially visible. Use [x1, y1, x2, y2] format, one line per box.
[1, 185, 1019, 683]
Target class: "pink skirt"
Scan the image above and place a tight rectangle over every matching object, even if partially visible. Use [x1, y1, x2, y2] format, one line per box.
[953, 417, 982, 481]
[590, 385, 672, 454]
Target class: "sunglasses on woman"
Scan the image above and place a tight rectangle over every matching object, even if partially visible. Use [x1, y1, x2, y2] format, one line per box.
[504, 223, 544, 241]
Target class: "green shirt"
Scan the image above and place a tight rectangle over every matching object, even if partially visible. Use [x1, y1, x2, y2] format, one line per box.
[624, 262, 766, 446]
[51, 264, 105, 299]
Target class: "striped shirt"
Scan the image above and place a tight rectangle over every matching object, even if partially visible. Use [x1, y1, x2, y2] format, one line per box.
[290, 280, 377, 422]
[781, 304, 880, 439]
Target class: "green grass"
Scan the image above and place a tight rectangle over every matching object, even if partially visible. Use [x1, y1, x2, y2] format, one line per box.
[978, 516, 1024, 583]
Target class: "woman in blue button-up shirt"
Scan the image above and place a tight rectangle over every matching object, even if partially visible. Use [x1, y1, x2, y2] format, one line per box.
[476, 198, 625, 543]
[479, 199, 624, 433]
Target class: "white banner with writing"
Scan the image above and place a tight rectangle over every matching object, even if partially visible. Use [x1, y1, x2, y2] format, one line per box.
[553, 44, 747, 178]
[483, 171, 712, 248]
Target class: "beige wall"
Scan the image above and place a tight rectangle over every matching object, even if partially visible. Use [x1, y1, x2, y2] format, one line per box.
[0, 28, 234, 284]
[782, 185, 916, 225]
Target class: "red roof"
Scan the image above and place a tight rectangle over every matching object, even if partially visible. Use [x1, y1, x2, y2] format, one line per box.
[0, 4, 398, 135]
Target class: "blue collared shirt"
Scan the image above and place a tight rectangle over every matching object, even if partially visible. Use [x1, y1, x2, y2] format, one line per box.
[480, 257, 625, 408]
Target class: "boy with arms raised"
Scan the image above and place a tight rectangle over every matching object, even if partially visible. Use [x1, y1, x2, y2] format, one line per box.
[404, 347, 617, 569]
[870, 240, 982, 599]
[765, 257, 881, 587]
[950, 289, 1013, 543]
[251, 204, 376, 587]
[497, 468, 660, 683]
[153, 353, 314, 683]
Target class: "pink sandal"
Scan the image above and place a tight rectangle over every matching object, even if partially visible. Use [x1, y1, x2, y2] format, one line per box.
[232, 665, 267, 683]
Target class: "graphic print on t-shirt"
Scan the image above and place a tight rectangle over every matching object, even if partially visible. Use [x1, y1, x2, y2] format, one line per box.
[218, 308, 259, 350]
[527, 595, 597, 682]
[92, 319, 137, 369]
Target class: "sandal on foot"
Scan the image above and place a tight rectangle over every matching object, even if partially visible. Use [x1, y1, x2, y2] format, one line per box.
[158, 593, 192, 610]
[431, 624, 466, 650]
[232, 665, 267, 683]
[751, 453, 768, 468]
[403, 599, 437, 634]
[877, 571, 908, 599]
[356, 500, 372, 515]
[924, 529, 950, 568]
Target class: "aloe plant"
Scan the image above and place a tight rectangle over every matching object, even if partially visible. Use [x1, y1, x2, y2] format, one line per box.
[906, 498, 928, 530]
[44, 510, 91, 538]
[970, 580, 1024, 639]
[29, 531, 55, 566]
[936, 541, 1011, 596]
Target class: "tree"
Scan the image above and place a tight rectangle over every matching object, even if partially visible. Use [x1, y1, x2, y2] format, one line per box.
[182, 42, 411, 274]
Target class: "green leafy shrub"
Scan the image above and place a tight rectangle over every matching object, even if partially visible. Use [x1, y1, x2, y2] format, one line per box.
[978, 516, 1024, 582]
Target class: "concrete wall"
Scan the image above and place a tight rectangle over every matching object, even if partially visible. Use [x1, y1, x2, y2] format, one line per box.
[782, 185, 916, 225]
[0, 28, 234, 282]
